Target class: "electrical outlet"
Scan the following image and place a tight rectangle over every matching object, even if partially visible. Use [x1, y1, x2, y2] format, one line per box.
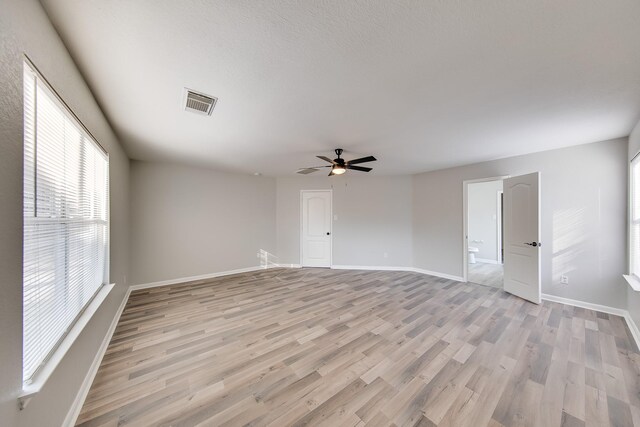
[383, 252, 388, 258]
[560, 275, 569, 285]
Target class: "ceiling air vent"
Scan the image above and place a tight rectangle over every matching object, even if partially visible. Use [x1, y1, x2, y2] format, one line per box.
[183, 88, 217, 116]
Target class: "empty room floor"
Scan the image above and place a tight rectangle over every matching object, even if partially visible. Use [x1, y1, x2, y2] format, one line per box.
[469, 262, 504, 289]
[76, 268, 640, 427]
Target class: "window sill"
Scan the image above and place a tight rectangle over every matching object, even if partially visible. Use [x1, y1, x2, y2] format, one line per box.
[18, 283, 115, 410]
[624, 275, 640, 292]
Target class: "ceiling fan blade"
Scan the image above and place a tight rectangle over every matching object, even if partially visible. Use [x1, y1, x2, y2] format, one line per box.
[297, 165, 331, 174]
[328, 169, 336, 176]
[346, 165, 372, 172]
[317, 155, 334, 164]
[347, 155, 376, 165]
[297, 168, 320, 175]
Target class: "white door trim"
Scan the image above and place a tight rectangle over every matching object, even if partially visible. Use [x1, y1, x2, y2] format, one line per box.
[496, 189, 504, 264]
[300, 189, 333, 267]
[462, 176, 510, 282]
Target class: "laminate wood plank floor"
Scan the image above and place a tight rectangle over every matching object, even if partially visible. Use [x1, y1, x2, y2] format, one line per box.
[76, 268, 640, 427]
[468, 262, 503, 289]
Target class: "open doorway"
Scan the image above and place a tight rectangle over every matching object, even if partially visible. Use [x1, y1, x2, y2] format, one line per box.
[464, 173, 542, 303]
[463, 177, 507, 288]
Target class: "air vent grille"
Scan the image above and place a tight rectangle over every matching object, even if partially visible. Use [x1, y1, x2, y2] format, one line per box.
[183, 89, 217, 116]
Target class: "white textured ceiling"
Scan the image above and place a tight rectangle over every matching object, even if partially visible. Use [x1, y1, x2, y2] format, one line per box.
[40, 0, 640, 176]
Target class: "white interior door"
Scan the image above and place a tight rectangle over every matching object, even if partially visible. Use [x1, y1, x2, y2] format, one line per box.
[503, 172, 541, 304]
[301, 190, 332, 267]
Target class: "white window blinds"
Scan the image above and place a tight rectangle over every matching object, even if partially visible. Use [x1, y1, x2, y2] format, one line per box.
[632, 155, 640, 279]
[23, 62, 109, 383]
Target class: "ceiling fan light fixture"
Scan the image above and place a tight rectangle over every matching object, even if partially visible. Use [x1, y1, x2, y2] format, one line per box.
[332, 164, 346, 175]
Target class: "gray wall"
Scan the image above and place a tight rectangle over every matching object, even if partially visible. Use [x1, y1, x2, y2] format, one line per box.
[276, 175, 413, 267]
[0, 0, 130, 425]
[627, 121, 640, 325]
[413, 138, 628, 308]
[130, 161, 277, 285]
[468, 180, 503, 262]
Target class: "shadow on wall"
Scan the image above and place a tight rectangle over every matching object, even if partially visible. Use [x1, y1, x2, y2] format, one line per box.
[258, 249, 278, 268]
[552, 206, 586, 283]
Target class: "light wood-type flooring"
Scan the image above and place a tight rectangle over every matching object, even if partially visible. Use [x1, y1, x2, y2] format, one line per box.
[468, 262, 504, 289]
[76, 268, 640, 427]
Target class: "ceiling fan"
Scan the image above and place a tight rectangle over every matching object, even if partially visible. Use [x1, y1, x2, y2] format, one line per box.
[297, 149, 377, 176]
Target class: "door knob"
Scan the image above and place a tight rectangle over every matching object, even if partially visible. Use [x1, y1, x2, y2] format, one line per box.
[326, 232, 330, 235]
[524, 242, 540, 247]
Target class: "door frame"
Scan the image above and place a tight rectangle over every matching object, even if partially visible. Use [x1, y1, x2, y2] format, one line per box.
[462, 176, 510, 282]
[496, 189, 504, 264]
[300, 189, 333, 267]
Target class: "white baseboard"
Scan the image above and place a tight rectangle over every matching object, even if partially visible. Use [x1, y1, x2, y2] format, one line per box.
[542, 293, 640, 350]
[330, 264, 465, 282]
[624, 313, 640, 350]
[130, 265, 271, 291]
[276, 263, 302, 268]
[63, 287, 131, 427]
[541, 293, 626, 317]
[410, 267, 465, 282]
[475, 258, 500, 265]
[331, 264, 413, 272]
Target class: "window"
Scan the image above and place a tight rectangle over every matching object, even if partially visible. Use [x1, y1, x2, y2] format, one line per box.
[23, 61, 109, 383]
[631, 154, 640, 280]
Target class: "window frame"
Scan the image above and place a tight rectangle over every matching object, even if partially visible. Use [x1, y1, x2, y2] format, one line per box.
[626, 152, 640, 291]
[20, 57, 113, 406]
